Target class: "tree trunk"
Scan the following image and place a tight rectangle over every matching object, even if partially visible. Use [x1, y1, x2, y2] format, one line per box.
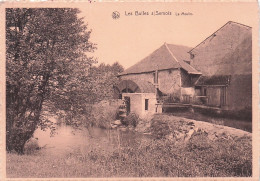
[7, 128, 34, 154]
[6, 71, 49, 154]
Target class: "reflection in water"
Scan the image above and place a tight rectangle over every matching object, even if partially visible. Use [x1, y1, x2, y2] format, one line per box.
[33, 125, 150, 156]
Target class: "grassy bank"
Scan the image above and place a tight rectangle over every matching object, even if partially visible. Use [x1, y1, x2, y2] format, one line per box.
[7, 114, 252, 178]
[164, 107, 252, 132]
[6, 135, 252, 177]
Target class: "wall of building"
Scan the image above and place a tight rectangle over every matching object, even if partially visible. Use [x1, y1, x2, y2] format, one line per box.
[189, 23, 252, 111]
[158, 69, 181, 97]
[119, 72, 154, 85]
[122, 93, 157, 119]
[122, 93, 142, 116]
[180, 69, 191, 87]
[181, 87, 195, 95]
[190, 24, 252, 76]
[141, 93, 157, 118]
[120, 68, 181, 98]
[226, 74, 252, 110]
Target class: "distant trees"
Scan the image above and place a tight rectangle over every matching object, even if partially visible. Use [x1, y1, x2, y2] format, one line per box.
[54, 62, 124, 128]
[6, 8, 96, 154]
[88, 62, 124, 102]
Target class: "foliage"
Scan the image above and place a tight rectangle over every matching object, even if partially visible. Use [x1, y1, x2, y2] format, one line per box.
[6, 8, 96, 154]
[88, 62, 124, 102]
[121, 113, 139, 127]
[89, 100, 120, 129]
[150, 117, 171, 139]
[6, 133, 252, 177]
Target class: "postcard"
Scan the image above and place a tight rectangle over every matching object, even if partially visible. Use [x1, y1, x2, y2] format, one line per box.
[1, 1, 259, 180]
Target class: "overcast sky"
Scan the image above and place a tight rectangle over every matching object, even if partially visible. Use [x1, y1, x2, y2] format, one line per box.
[80, 2, 257, 70]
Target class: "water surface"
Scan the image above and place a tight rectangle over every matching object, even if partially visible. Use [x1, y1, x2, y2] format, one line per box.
[33, 125, 150, 156]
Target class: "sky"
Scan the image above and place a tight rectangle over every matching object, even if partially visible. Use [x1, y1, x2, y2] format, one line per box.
[79, 2, 257, 70]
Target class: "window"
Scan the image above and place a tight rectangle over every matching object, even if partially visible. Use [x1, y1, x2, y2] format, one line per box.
[124, 96, 130, 115]
[204, 88, 207, 96]
[201, 87, 207, 96]
[153, 70, 158, 84]
[190, 53, 195, 59]
[145, 99, 149, 110]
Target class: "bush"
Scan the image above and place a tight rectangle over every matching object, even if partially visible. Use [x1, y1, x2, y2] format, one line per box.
[150, 118, 171, 139]
[90, 100, 120, 128]
[187, 130, 212, 151]
[121, 113, 139, 127]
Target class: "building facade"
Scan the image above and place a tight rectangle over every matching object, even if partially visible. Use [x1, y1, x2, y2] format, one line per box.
[189, 21, 252, 111]
[114, 21, 252, 118]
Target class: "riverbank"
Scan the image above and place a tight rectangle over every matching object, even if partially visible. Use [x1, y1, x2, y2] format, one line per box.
[7, 114, 252, 178]
[164, 107, 252, 132]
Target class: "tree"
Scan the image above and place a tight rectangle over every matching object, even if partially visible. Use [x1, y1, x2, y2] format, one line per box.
[88, 62, 124, 102]
[6, 8, 96, 154]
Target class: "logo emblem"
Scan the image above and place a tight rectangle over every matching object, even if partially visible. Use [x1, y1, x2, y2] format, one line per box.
[112, 11, 120, 19]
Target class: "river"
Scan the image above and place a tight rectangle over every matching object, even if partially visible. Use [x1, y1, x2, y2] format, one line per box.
[32, 125, 151, 156]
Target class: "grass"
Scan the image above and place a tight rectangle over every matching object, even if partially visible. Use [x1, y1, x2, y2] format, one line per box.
[7, 114, 252, 178]
[6, 135, 252, 177]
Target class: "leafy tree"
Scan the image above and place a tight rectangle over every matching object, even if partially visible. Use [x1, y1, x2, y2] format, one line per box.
[88, 62, 124, 102]
[6, 8, 96, 154]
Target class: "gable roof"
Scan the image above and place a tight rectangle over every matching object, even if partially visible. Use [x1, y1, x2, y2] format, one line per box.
[119, 43, 201, 76]
[189, 21, 252, 54]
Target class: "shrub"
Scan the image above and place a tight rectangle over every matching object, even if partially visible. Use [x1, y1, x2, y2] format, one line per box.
[187, 130, 212, 152]
[150, 118, 171, 139]
[122, 113, 139, 127]
[90, 100, 120, 128]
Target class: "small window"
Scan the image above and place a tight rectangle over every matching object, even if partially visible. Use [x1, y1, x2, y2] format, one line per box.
[145, 99, 149, 110]
[190, 53, 195, 59]
[203, 88, 207, 96]
[153, 70, 158, 83]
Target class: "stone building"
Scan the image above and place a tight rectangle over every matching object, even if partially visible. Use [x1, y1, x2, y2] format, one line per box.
[113, 21, 252, 118]
[189, 21, 252, 111]
[114, 43, 201, 118]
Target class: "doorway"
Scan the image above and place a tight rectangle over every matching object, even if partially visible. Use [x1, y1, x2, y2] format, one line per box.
[124, 96, 130, 115]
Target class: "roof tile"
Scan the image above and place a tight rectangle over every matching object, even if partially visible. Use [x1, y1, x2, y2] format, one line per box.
[119, 43, 201, 75]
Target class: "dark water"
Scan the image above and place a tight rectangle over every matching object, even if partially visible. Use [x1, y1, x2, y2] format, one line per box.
[33, 125, 150, 156]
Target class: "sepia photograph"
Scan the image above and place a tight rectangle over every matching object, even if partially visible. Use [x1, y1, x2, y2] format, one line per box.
[2, 1, 259, 179]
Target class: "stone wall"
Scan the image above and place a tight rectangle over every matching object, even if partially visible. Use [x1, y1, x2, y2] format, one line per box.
[119, 72, 154, 85]
[158, 69, 181, 97]
[180, 69, 192, 87]
[120, 68, 181, 98]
